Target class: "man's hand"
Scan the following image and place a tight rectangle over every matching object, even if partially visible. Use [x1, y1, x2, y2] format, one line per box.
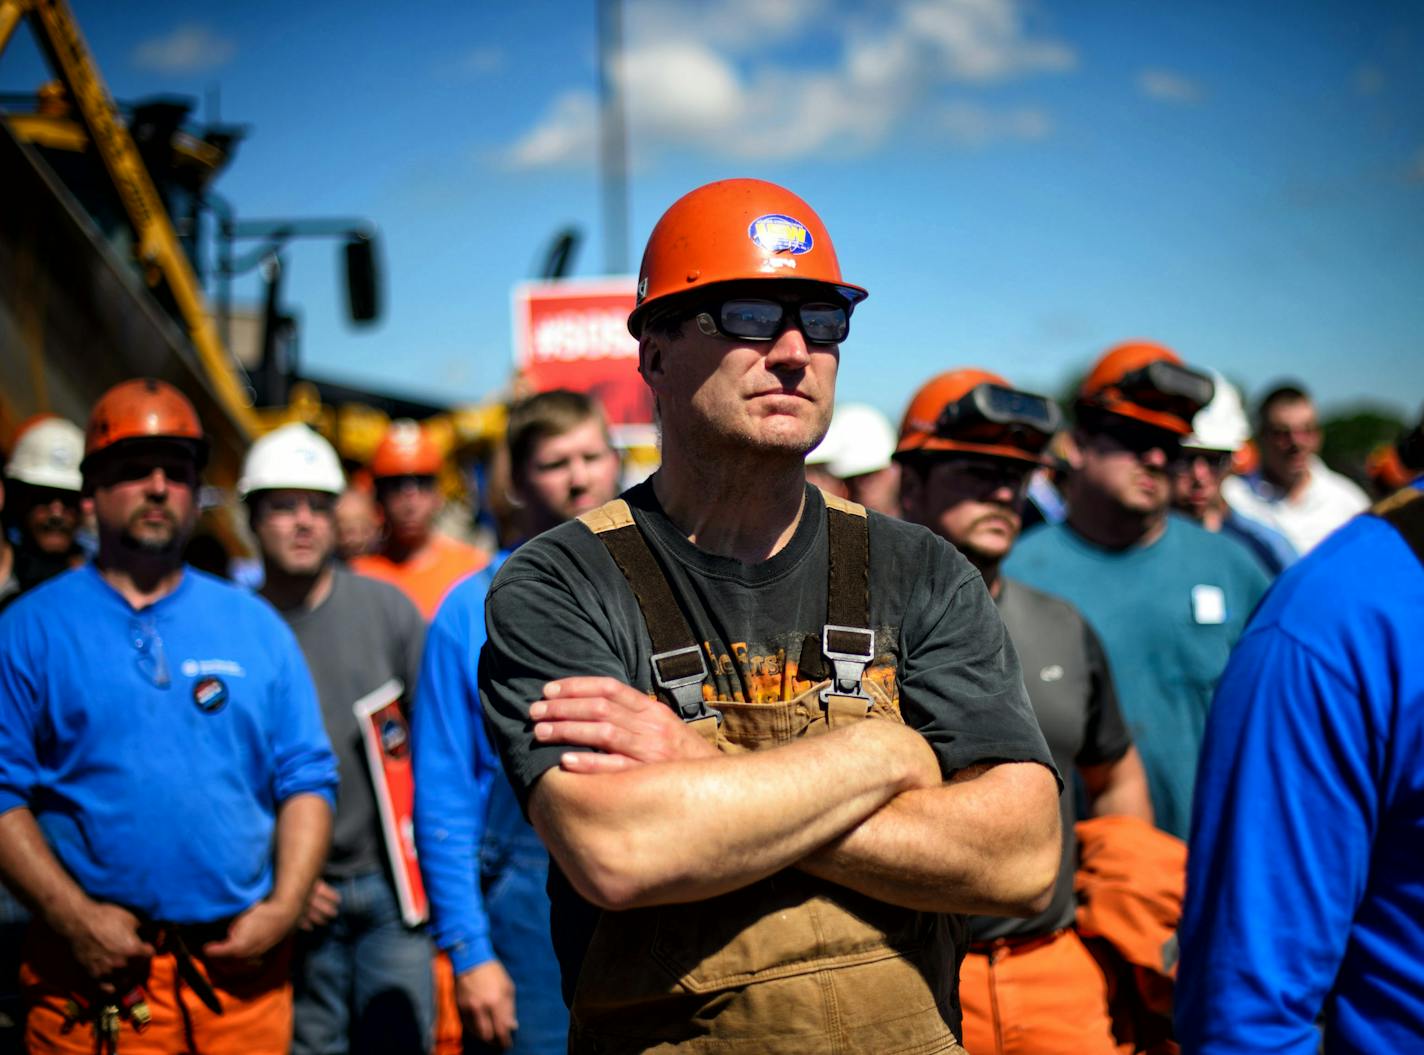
[58, 901, 154, 990]
[202, 898, 300, 961]
[297, 879, 342, 932]
[457, 960, 518, 1050]
[531, 676, 719, 773]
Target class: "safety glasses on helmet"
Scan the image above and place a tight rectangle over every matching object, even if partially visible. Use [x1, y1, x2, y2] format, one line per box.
[1114, 361, 1214, 421]
[694, 298, 850, 346]
[936, 384, 1062, 453]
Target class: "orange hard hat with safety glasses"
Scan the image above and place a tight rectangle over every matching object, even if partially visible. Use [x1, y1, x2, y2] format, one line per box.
[82, 378, 207, 473]
[370, 420, 442, 479]
[1077, 341, 1215, 436]
[895, 369, 1062, 467]
[626, 178, 868, 339]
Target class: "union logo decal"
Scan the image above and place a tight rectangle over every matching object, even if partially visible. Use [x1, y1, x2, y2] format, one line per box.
[748, 214, 813, 255]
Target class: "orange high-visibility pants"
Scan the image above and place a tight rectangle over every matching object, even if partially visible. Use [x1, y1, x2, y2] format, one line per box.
[958, 927, 1122, 1055]
[20, 923, 292, 1055]
[432, 952, 462, 1055]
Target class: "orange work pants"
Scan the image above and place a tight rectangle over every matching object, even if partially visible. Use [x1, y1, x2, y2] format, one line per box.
[958, 927, 1121, 1055]
[20, 923, 292, 1055]
[431, 951, 462, 1055]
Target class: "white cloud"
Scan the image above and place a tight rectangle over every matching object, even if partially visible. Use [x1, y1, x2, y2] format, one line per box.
[506, 92, 599, 169]
[936, 101, 1052, 145]
[1138, 68, 1204, 104]
[627, 0, 829, 51]
[132, 25, 235, 75]
[900, 0, 1076, 82]
[503, 0, 1075, 168]
[621, 42, 745, 137]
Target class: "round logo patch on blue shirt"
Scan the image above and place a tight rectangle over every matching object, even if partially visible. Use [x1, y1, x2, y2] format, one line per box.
[192, 676, 228, 714]
[748, 214, 813, 255]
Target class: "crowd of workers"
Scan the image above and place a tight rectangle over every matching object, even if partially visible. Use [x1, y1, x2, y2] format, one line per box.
[0, 176, 1420, 1055]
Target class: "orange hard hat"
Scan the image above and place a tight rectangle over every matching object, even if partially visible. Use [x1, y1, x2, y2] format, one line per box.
[895, 368, 1061, 466]
[1077, 341, 1214, 436]
[1366, 443, 1416, 493]
[627, 178, 867, 338]
[82, 378, 207, 472]
[370, 420, 442, 478]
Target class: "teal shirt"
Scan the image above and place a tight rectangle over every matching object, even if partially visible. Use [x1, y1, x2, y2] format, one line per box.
[1004, 514, 1269, 837]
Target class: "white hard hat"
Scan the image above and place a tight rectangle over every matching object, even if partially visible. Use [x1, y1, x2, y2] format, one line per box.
[238, 423, 346, 499]
[1184, 371, 1250, 453]
[807, 403, 897, 479]
[5, 416, 84, 492]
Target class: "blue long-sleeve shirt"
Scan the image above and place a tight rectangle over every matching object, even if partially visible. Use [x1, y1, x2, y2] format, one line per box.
[0, 564, 338, 924]
[413, 552, 513, 974]
[1177, 484, 1424, 1053]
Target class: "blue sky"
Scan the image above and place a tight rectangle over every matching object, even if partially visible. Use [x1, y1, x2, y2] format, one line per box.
[4, 0, 1421, 424]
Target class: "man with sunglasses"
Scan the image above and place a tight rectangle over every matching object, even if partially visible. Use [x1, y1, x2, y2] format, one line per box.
[1006, 343, 1270, 840]
[242, 423, 435, 1055]
[1221, 383, 1368, 556]
[896, 368, 1153, 1055]
[352, 419, 489, 620]
[478, 178, 1060, 1053]
[0, 379, 337, 1055]
[1169, 372, 1296, 576]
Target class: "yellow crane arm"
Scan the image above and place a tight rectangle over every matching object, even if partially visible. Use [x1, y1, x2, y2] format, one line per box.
[2, 0, 259, 438]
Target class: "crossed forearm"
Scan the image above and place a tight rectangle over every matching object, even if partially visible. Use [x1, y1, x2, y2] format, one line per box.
[797, 761, 1062, 916]
[531, 717, 940, 910]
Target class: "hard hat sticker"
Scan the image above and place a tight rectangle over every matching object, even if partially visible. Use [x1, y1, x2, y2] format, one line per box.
[748, 214, 813, 255]
[192, 676, 229, 714]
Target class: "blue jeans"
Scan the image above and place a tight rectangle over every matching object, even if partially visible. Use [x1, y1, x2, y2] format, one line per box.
[468, 782, 567, 1055]
[292, 871, 435, 1055]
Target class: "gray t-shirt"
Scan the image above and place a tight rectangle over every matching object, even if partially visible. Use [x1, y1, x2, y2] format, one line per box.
[970, 577, 1131, 942]
[280, 567, 426, 878]
[479, 481, 1057, 996]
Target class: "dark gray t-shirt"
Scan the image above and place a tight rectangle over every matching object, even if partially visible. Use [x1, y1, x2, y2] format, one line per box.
[970, 577, 1131, 942]
[281, 567, 426, 878]
[479, 481, 1056, 995]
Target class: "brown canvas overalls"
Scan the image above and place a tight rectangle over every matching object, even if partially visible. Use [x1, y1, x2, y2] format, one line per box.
[568, 494, 967, 1054]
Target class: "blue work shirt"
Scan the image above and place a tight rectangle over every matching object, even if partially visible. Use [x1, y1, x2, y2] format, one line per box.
[0, 564, 338, 924]
[413, 551, 530, 974]
[1178, 485, 1424, 1053]
[1005, 514, 1269, 837]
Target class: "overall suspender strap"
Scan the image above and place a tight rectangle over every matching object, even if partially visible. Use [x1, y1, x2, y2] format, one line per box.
[578, 500, 717, 725]
[820, 492, 875, 721]
[1370, 486, 1424, 568]
[578, 492, 877, 729]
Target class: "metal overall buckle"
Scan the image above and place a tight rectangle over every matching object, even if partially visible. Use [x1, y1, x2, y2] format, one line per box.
[820, 624, 875, 716]
[650, 645, 722, 725]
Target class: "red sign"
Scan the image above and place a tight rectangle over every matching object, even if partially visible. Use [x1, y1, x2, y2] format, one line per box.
[512, 278, 655, 444]
[354, 679, 426, 927]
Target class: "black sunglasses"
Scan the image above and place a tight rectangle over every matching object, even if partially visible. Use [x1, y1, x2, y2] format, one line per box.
[694, 298, 850, 346]
[375, 474, 437, 494]
[1091, 418, 1183, 459]
[261, 493, 337, 516]
[1171, 449, 1234, 473]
